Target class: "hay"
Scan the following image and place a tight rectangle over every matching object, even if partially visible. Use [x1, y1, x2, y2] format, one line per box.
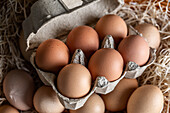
[0, 0, 39, 112]
[0, 0, 169, 113]
[117, 0, 170, 113]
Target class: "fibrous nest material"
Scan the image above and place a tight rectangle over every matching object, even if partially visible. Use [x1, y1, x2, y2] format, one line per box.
[0, 0, 169, 113]
[118, 0, 169, 113]
[0, 0, 40, 112]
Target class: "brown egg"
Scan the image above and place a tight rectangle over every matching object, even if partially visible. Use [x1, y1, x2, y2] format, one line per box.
[0, 105, 19, 113]
[70, 94, 105, 113]
[33, 86, 64, 113]
[101, 79, 138, 112]
[63, 109, 69, 113]
[118, 35, 150, 66]
[127, 85, 164, 113]
[19, 30, 33, 61]
[3, 69, 34, 111]
[57, 64, 91, 98]
[135, 23, 160, 49]
[66, 26, 99, 58]
[95, 14, 127, 45]
[36, 39, 69, 73]
[88, 48, 124, 81]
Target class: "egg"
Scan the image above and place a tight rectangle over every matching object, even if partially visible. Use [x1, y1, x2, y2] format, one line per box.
[95, 14, 127, 45]
[70, 94, 105, 113]
[36, 39, 69, 73]
[127, 85, 164, 113]
[118, 35, 150, 66]
[66, 26, 99, 58]
[88, 48, 124, 81]
[101, 79, 138, 112]
[57, 64, 91, 98]
[135, 23, 160, 49]
[0, 105, 19, 113]
[3, 69, 34, 111]
[33, 86, 64, 113]
[19, 30, 33, 61]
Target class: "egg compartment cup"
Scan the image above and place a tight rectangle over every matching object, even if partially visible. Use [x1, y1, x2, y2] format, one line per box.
[98, 35, 156, 80]
[123, 25, 157, 79]
[94, 35, 156, 80]
[124, 47, 156, 79]
[30, 35, 156, 110]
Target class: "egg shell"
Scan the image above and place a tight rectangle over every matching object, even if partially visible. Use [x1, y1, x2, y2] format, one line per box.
[95, 14, 127, 45]
[101, 79, 138, 112]
[19, 30, 33, 61]
[135, 23, 160, 49]
[88, 48, 124, 81]
[35, 39, 69, 74]
[118, 35, 150, 66]
[66, 26, 99, 58]
[3, 69, 34, 111]
[127, 85, 164, 113]
[33, 86, 64, 113]
[70, 93, 105, 113]
[0, 105, 19, 113]
[57, 63, 92, 98]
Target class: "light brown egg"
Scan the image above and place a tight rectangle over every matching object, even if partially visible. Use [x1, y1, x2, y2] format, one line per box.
[19, 30, 33, 61]
[101, 79, 138, 112]
[118, 35, 150, 66]
[70, 94, 105, 113]
[35, 39, 69, 73]
[88, 48, 124, 81]
[0, 105, 19, 113]
[135, 23, 160, 49]
[127, 85, 164, 113]
[57, 64, 92, 98]
[33, 86, 64, 113]
[95, 14, 127, 45]
[66, 26, 99, 58]
[3, 69, 34, 111]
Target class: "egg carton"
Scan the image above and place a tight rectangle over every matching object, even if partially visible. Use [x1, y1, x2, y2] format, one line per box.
[30, 35, 156, 110]
[24, 0, 156, 110]
[23, 0, 98, 38]
[23, 0, 123, 51]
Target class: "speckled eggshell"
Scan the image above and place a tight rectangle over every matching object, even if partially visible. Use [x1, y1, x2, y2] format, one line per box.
[35, 39, 70, 74]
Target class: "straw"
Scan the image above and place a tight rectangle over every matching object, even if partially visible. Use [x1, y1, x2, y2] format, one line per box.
[0, 0, 169, 113]
[117, 0, 169, 112]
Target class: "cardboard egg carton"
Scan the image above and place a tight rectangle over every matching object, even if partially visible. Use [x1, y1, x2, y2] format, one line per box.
[29, 36, 124, 110]
[23, 0, 123, 51]
[24, 0, 156, 110]
[30, 35, 156, 110]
